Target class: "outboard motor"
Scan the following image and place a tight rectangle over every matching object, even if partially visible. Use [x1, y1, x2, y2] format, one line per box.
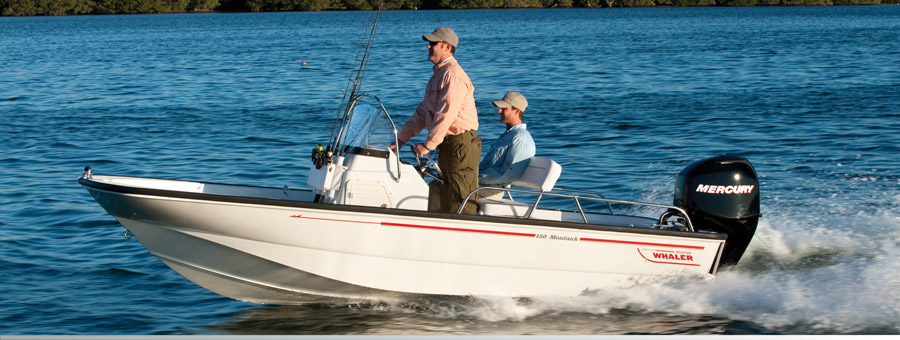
[674, 155, 760, 266]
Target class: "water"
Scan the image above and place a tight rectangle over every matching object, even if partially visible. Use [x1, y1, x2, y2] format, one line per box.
[1, 7, 899, 335]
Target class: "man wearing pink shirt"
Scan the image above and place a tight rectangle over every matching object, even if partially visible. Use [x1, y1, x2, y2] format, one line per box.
[394, 27, 481, 214]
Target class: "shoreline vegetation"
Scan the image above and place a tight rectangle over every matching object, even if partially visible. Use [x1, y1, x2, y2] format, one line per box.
[1, 0, 897, 17]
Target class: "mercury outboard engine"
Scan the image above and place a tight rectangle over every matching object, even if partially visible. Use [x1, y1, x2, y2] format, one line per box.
[674, 155, 760, 267]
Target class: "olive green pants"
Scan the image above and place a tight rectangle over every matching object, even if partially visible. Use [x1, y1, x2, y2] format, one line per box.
[428, 130, 481, 214]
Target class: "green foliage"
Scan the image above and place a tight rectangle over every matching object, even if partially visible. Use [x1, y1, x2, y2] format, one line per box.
[438, 0, 476, 8]
[2, 0, 94, 15]
[0, 0, 893, 17]
[0, 0, 221, 14]
[833, 0, 880, 4]
[781, 0, 831, 5]
[503, 0, 542, 7]
[2, 0, 36, 15]
[215, 0, 245, 10]
[670, 0, 715, 6]
[717, 0, 757, 5]
[620, 0, 653, 6]
[328, 0, 361, 9]
[572, 0, 599, 7]
[188, 0, 218, 10]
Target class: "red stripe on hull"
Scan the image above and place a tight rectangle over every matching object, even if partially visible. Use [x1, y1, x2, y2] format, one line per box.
[580, 237, 704, 250]
[291, 214, 535, 237]
[381, 222, 536, 237]
[290, 214, 380, 224]
[291, 213, 705, 252]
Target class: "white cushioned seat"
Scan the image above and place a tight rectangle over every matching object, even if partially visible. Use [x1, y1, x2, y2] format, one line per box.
[510, 156, 562, 192]
[478, 156, 562, 218]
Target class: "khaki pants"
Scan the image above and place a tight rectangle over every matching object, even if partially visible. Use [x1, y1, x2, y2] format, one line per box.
[428, 130, 481, 214]
[478, 187, 506, 201]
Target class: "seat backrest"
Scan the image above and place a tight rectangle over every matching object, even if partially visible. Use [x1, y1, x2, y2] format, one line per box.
[510, 156, 562, 192]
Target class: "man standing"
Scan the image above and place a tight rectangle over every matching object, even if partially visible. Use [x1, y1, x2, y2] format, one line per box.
[479, 92, 535, 198]
[394, 27, 481, 214]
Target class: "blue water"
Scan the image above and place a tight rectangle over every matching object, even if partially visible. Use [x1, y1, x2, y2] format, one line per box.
[2, 7, 899, 335]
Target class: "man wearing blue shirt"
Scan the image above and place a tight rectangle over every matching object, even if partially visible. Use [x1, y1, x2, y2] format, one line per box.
[478, 92, 536, 196]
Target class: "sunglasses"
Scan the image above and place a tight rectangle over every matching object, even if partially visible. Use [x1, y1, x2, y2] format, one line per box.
[428, 41, 441, 47]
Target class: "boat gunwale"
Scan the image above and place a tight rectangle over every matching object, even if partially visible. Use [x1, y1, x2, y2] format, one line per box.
[78, 174, 727, 241]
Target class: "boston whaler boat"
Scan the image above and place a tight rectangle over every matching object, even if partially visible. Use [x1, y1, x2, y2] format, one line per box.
[78, 13, 760, 305]
[78, 95, 759, 303]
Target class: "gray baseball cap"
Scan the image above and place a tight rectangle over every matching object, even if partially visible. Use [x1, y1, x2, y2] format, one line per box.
[492, 92, 528, 112]
[422, 27, 459, 48]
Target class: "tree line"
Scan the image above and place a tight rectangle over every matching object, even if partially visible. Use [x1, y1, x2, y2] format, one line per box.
[1, 0, 894, 17]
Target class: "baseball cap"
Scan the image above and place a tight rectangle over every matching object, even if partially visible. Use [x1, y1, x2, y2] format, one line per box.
[492, 92, 528, 112]
[422, 27, 459, 48]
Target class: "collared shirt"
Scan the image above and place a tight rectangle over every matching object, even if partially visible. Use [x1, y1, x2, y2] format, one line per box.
[479, 124, 535, 186]
[398, 57, 478, 150]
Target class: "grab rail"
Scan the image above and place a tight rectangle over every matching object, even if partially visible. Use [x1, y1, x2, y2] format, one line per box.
[549, 187, 615, 215]
[459, 187, 694, 232]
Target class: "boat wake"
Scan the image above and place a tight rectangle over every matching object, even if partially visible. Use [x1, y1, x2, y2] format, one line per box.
[437, 205, 899, 334]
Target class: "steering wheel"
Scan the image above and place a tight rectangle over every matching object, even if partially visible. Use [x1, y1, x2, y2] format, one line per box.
[412, 145, 444, 184]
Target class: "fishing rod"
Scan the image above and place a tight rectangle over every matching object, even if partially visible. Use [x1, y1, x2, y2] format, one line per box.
[325, 16, 372, 154]
[327, 1, 384, 158]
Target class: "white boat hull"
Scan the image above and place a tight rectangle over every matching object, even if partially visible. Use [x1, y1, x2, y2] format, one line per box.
[82, 175, 726, 304]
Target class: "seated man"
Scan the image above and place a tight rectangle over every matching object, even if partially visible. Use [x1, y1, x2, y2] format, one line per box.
[478, 92, 536, 200]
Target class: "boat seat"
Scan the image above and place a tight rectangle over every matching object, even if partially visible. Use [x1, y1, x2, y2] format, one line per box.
[478, 156, 562, 218]
[509, 156, 562, 192]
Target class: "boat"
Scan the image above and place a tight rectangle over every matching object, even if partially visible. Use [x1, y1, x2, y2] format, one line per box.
[78, 93, 760, 304]
[77, 13, 760, 304]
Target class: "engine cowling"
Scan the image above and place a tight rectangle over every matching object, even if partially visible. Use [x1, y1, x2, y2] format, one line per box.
[675, 155, 760, 266]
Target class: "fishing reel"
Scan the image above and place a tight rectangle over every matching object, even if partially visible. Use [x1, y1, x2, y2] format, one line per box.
[311, 144, 333, 169]
[413, 145, 444, 184]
